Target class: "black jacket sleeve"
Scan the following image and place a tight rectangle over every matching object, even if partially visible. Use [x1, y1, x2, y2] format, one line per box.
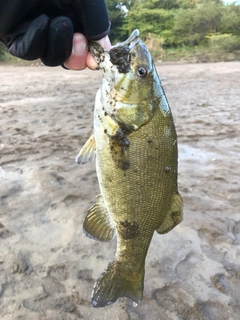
[0, 0, 110, 66]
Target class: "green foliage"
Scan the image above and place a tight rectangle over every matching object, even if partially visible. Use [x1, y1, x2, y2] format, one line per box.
[220, 4, 240, 36]
[123, 1, 176, 47]
[136, 0, 181, 10]
[105, 0, 130, 42]
[104, 0, 240, 62]
[207, 33, 240, 52]
[144, 33, 165, 59]
[125, 7, 175, 38]
[173, 1, 223, 45]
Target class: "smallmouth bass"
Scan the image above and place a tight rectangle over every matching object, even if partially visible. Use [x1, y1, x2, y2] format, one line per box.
[76, 29, 183, 308]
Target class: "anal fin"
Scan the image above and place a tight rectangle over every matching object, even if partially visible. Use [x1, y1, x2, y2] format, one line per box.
[157, 193, 183, 234]
[83, 195, 115, 242]
[75, 133, 95, 164]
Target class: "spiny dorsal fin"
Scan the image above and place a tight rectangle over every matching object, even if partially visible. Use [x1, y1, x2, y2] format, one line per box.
[83, 195, 115, 242]
[156, 193, 183, 234]
[75, 133, 95, 165]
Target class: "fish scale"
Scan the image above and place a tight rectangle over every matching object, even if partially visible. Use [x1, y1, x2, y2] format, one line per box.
[97, 104, 176, 233]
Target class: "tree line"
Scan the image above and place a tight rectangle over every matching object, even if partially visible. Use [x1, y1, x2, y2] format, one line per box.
[106, 0, 240, 61]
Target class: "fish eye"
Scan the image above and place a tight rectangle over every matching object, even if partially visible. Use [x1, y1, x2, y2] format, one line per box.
[137, 65, 148, 78]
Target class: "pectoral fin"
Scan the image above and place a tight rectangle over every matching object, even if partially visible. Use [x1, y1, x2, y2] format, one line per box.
[83, 195, 115, 242]
[75, 134, 95, 164]
[156, 193, 183, 234]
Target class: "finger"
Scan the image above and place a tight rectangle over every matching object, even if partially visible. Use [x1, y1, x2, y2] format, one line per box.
[86, 35, 112, 70]
[63, 33, 88, 70]
[41, 16, 73, 66]
[86, 51, 98, 70]
[8, 15, 49, 60]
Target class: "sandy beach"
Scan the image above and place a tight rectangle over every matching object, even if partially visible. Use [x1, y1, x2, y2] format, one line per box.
[0, 62, 239, 319]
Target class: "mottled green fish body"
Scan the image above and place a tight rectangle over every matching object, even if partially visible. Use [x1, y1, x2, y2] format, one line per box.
[76, 29, 183, 308]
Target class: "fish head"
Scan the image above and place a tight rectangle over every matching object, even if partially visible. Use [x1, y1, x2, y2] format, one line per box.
[90, 30, 162, 131]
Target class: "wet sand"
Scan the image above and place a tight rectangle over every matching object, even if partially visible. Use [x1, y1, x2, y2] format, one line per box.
[0, 62, 240, 319]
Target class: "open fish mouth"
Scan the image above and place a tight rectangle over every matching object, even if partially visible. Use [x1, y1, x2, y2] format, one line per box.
[90, 29, 140, 73]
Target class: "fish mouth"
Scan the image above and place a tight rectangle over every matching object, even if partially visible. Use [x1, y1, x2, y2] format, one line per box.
[90, 29, 140, 73]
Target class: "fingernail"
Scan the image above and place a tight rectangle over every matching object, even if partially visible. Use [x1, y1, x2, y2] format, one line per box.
[73, 34, 87, 55]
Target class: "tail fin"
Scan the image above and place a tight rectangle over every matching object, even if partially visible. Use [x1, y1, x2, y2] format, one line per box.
[91, 261, 144, 308]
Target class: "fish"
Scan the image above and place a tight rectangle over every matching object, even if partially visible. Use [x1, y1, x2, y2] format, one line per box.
[76, 29, 183, 308]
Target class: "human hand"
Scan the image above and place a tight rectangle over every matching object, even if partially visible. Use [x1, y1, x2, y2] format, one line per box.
[63, 33, 112, 70]
[0, 0, 110, 67]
